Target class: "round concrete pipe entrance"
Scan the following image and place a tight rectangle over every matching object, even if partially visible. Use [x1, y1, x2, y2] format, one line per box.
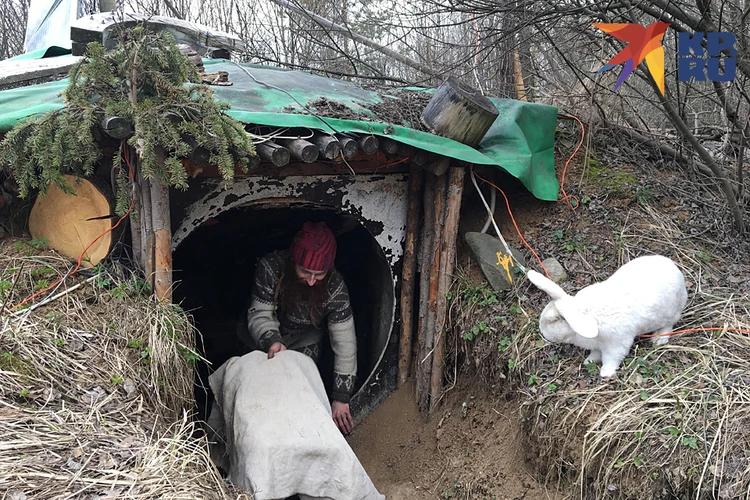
[173, 201, 395, 420]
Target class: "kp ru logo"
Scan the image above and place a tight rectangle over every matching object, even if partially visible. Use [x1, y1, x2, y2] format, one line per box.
[593, 22, 737, 94]
[677, 31, 737, 82]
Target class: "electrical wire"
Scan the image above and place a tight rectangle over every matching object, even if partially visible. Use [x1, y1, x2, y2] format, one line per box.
[558, 113, 585, 210]
[471, 168, 550, 279]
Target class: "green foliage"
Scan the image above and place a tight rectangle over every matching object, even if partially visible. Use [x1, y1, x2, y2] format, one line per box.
[463, 320, 490, 341]
[0, 26, 255, 213]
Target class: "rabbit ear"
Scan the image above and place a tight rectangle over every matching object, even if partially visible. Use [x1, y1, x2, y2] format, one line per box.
[555, 299, 599, 338]
[527, 270, 570, 301]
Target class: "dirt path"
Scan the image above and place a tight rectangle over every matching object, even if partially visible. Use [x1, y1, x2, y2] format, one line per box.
[348, 380, 562, 500]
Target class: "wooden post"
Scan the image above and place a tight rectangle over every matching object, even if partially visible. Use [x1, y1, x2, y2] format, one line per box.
[398, 163, 424, 386]
[415, 173, 435, 407]
[416, 170, 447, 414]
[137, 169, 154, 288]
[429, 166, 465, 409]
[129, 172, 143, 271]
[513, 50, 528, 102]
[150, 175, 172, 303]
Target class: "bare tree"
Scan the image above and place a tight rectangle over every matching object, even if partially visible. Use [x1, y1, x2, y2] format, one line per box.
[0, 0, 31, 60]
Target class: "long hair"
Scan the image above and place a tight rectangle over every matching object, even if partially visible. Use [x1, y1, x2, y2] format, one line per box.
[275, 256, 332, 328]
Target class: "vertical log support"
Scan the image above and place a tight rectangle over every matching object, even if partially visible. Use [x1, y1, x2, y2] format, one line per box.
[415, 173, 435, 407]
[398, 163, 424, 387]
[416, 170, 447, 414]
[149, 176, 172, 303]
[429, 166, 465, 409]
[138, 170, 154, 288]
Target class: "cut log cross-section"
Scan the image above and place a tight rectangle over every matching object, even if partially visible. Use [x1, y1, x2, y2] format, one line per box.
[29, 175, 117, 268]
[421, 77, 499, 148]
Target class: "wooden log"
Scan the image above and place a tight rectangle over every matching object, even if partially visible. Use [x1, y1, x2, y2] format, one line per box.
[128, 161, 143, 272]
[28, 175, 117, 268]
[415, 173, 435, 409]
[380, 137, 400, 155]
[413, 149, 429, 166]
[70, 12, 245, 57]
[311, 134, 342, 159]
[416, 171, 447, 414]
[149, 175, 172, 303]
[255, 141, 291, 167]
[429, 166, 465, 410]
[100, 116, 133, 140]
[513, 49, 528, 102]
[137, 168, 154, 287]
[335, 134, 359, 158]
[276, 138, 319, 163]
[422, 155, 450, 176]
[398, 163, 424, 387]
[421, 77, 499, 148]
[176, 43, 205, 72]
[358, 135, 379, 156]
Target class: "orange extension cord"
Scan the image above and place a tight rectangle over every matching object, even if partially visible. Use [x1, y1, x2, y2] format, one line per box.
[9, 143, 136, 312]
[471, 112, 585, 280]
[473, 114, 750, 339]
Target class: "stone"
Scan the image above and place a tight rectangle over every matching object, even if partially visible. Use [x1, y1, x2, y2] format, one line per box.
[465, 231, 526, 291]
[541, 257, 568, 283]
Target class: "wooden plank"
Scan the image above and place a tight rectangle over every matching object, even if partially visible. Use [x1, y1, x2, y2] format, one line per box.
[70, 12, 245, 56]
[398, 163, 424, 386]
[0, 56, 81, 90]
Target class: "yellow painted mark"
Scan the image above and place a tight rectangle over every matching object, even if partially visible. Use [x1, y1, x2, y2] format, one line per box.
[496, 252, 514, 283]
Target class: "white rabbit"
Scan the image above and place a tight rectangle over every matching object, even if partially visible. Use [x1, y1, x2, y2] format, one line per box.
[527, 255, 688, 377]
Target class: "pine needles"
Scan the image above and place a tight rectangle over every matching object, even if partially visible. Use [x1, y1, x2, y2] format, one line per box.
[0, 25, 256, 214]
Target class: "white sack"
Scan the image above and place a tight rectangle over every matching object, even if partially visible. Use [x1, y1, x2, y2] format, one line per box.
[208, 350, 384, 500]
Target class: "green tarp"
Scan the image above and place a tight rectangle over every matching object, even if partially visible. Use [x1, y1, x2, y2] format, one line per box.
[0, 55, 559, 201]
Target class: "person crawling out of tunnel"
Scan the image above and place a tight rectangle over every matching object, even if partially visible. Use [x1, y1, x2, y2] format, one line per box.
[238, 221, 357, 435]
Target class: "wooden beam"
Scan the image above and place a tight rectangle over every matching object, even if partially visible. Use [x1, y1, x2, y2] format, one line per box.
[415, 173, 435, 411]
[358, 135, 379, 155]
[380, 137, 400, 155]
[150, 174, 172, 303]
[416, 171, 447, 414]
[336, 135, 359, 158]
[276, 138, 319, 163]
[100, 116, 133, 140]
[0, 56, 82, 90]
[398, 163, 424, 386]
[255, 141, 291, 167]
[312, 134, 342, 159]
[429, 165, 465, 409]
[70, 12, 245, 57]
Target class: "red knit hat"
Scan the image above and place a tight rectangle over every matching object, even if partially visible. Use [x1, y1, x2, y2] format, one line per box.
[290, 221, 337, 271]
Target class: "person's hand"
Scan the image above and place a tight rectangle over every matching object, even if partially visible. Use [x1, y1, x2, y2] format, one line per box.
[332, 401, 354, 435]
[267, 342, 286, 359]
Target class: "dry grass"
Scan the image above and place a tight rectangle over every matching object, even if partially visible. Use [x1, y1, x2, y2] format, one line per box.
[0, 239, 241, 499]
[515, 205, 750, 499]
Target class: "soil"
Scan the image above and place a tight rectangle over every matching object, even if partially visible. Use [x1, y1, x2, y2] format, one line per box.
[348, 379, 562, 500]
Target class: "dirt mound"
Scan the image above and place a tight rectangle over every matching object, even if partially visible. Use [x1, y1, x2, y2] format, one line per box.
[349, 379, 561, 500]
